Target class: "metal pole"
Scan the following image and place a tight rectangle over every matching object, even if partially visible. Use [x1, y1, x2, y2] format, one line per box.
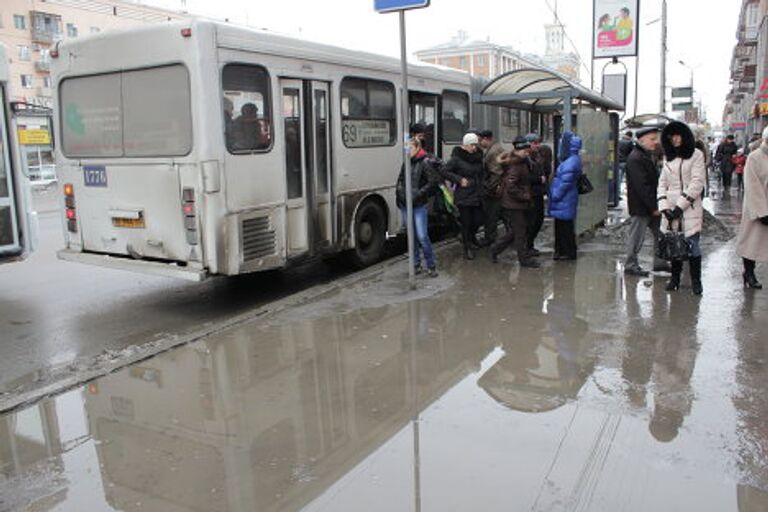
[633, 54, 640, 118]
[400, 11, 416, 290]
[660, 0, 667, 114]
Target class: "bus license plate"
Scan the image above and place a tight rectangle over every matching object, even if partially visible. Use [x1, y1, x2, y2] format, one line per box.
[112, 217, 145, 229]
[83, 165, 107, 187]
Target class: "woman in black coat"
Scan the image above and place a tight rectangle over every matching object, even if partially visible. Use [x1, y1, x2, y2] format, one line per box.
[441, 132, 485, 259]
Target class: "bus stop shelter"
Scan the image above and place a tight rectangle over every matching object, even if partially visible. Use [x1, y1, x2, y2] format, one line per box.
[474, 68, 625, 233]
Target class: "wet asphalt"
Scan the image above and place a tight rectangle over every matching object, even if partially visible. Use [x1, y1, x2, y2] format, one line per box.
[1, 189, 767, 511]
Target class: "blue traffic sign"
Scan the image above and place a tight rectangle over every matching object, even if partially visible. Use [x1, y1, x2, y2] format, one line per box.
[374, 0, 430, 13]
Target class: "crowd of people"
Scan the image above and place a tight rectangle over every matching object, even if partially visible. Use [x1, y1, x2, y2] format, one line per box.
[396, 119, 768, 295]
[396, 126, 581, 277]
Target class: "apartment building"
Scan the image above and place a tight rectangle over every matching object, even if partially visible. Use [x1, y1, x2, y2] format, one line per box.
[0, 0, 189, 109]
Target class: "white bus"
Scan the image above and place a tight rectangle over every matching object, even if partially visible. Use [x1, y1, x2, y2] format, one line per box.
[52, 20, 472, 281]
[0, 44, 36, 263]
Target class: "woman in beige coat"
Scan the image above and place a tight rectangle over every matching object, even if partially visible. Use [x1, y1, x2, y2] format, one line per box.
[658, 121, 707, 295]
[736, 126, 768, 289]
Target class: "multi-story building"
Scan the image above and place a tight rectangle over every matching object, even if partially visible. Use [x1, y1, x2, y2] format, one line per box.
[1, 0, 189, 109]
[723, 0, 765, 141]
[414, 31, 537, 81]
[0, 0, 189, 184]
[414, 24, 580, 82]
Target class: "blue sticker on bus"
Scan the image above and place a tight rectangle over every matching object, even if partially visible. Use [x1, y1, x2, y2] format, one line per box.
[83, 165, 107, 187]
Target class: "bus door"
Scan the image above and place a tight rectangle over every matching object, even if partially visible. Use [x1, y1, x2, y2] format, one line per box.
[280, 79, 332, 257]
[409, 92, 439, 157]
[0, 82, 21, 255]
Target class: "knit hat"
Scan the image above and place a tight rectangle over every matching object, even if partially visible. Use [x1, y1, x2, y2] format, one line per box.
[462, 132, 479, 145]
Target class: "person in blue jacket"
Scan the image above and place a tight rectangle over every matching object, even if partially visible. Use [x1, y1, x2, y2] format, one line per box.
[549, 131, 582, 260]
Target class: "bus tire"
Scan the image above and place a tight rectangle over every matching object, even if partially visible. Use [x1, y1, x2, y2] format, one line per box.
[348, 199, 387, 269]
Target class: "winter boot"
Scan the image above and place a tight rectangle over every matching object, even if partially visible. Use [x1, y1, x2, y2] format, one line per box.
[462, 234, 475, 260]
[743, 258, 763, 289]
[665, 260, 684, 291]
[689, 256, 703, 296]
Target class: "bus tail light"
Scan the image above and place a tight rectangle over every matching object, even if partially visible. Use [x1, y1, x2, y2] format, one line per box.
[182, 187, 198, 245]
[180, 28, 192, 38]
[64, 183, 77, 232]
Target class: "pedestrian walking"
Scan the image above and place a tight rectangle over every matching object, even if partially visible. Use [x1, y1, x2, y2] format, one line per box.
[624, 125, 664, 277]
[657, 121, 707, 295]
[715, 134, 739, 192]
[736, 126, 768, 290]
[441, 132, 485, 260]
[526, 133, 553, 256]
[478, 129, 506, 246]
[396, 137, 441, 277]
[732, 149, 746, 194]
[490, 136, 541, 268]
[549, 131, 582, 261]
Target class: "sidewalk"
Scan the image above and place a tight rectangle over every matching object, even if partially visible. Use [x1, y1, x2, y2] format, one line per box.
[2, 200, 767, 510]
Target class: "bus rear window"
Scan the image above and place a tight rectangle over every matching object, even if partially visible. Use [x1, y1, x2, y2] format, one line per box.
[60, 64, 192, 158]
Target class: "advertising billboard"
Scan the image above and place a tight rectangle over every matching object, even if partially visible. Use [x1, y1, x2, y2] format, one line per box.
[593, 0, 640, 58]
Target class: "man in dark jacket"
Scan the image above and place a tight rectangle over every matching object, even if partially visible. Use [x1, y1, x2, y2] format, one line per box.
[624, 126, 663, 277]
[490, 136, 541, 268]
[715, 134, 738, 192]
[526, 133, 553, 255]
[479, 129, 506, 245]
[396, 137, 441, 277]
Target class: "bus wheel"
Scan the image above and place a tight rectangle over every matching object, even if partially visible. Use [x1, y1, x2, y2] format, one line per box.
[349, 199, 387, 269]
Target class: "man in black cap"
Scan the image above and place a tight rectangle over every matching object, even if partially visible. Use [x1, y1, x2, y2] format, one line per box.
[478, 129, 505, 245]
[625, 126, 663, 277]
[525, 133, 553, 255]
[490, 136, 541, 268]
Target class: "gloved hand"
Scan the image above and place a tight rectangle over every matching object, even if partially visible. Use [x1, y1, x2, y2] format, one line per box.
[662, 209, 674, 222]
[760, 216, 768, 226]
[671, 206, 684, 220]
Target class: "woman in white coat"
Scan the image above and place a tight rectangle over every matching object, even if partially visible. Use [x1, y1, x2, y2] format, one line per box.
[736, 126, 768, 289]
[657, 121, 707, 295]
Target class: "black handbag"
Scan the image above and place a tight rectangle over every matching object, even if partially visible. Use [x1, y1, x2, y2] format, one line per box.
[577, 173, 594, 195]
[656, 229, 691, 261]
[655, 162, 692, 261]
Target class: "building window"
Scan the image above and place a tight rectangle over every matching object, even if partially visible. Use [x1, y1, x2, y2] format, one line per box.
[17, 45, 31, 61]
[21, 75, 33, 89]
[459, 56, 467, 68]
[90, 26, 100, 34]
[66, 23, 78, 37]
[340, 77, 396, 148]
[14, 14, 26, 30]
[43, 76, 52, 89]
[477, 54, 486, 66]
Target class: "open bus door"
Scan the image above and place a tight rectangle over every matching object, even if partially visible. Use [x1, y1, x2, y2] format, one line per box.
[0, 45, 35, 263]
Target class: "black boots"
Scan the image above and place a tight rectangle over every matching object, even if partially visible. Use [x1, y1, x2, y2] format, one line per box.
[666, 260, 683, 291]
[462, 234, 475, 260]
[690, 256, 703, 296]
[666, 258, 702, 295]
[743, 258, 763, 289]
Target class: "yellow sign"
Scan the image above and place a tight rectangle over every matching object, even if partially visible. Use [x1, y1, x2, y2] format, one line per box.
[18, 129, 51, 145]
[760, 103, 768, 116]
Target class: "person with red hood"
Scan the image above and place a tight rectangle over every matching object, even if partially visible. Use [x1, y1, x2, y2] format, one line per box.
[732, 149, 747, 194]
[396, 137, 441, 277]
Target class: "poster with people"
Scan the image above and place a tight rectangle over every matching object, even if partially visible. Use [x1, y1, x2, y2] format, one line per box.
[593, 0, 640, 58]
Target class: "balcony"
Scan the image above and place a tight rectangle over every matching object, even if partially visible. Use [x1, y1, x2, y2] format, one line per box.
[30, 11, 62, 44]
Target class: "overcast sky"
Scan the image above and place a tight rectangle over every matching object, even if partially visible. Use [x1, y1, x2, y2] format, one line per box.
[140, 0, 740, 127]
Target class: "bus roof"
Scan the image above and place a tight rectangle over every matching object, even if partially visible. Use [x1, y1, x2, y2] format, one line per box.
[56, 19, 471, 87]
